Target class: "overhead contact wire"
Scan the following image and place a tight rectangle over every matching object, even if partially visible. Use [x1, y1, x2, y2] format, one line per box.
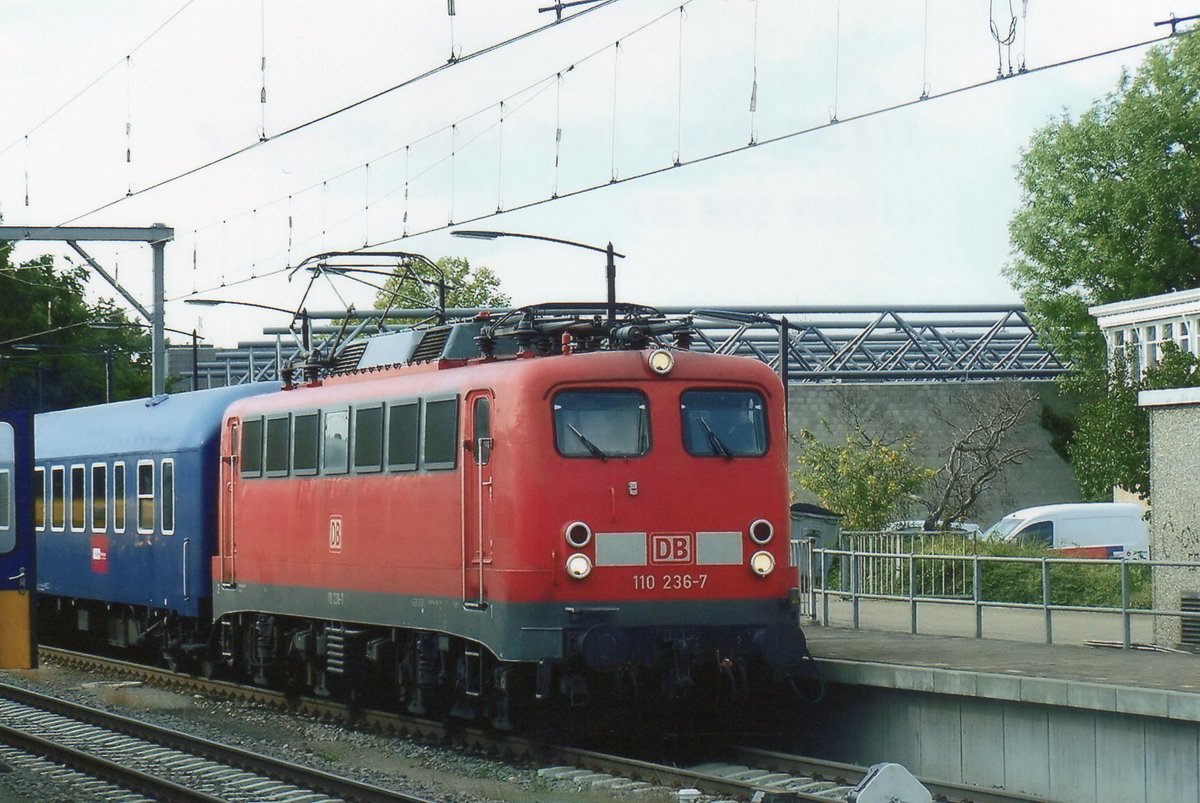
[60, 0, 626, 225]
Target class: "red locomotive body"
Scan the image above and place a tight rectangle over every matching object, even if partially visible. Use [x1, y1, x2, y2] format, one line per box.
[211, 309, 808, 723]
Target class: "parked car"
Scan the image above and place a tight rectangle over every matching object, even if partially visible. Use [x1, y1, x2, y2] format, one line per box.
[982, 502, 1148, 557]
[884, 520, 981, 535]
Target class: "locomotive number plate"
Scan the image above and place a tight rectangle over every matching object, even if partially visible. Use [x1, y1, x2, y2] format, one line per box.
[632, 573, 708, 591]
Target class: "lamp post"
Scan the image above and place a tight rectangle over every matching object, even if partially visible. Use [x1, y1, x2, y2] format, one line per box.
[11, 343, 116, 404]
[451, 230, 625, 327]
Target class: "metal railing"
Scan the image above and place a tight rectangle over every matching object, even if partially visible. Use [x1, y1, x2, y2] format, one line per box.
[792, 537, 1200, 650]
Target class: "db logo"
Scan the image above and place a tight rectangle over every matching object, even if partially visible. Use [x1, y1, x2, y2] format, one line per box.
[650, 533, 692, 564]
[329, 516, 343, 553]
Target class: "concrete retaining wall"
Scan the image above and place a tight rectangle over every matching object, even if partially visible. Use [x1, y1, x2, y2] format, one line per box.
[806, 681, 1200, 802]
[786, 381, 1079, 529]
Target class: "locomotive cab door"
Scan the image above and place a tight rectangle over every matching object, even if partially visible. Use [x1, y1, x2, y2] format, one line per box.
[218, 418, 239, 586]
[462, 392, 494, 609]
[0, 414, 35, 669]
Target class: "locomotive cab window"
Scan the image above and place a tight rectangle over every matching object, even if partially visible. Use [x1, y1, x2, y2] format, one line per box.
[353, 404, 384, 473]
[240, 417, 263, 478]
[553, 390, 650, 459]
[33, 467, 44, 532]
[680, 390, 767, 458]
[137, 460, 155, 534]
[423, 398, 459, 470]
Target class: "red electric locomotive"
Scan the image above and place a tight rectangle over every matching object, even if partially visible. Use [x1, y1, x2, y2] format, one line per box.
[209, 303, 809, 726]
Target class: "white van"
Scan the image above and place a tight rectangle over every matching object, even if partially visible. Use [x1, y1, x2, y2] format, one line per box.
[982, 502, 1148, 557]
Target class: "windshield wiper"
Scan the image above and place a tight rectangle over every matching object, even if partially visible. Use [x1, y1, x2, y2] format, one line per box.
[698, 417, 733, 459]
[568, 424, 608, 460]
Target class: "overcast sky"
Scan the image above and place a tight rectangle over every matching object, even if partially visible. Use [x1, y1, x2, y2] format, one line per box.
[0, 1, 1184, 346]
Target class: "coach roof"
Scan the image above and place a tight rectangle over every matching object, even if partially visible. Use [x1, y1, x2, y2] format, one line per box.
[35, 383, 278, 460]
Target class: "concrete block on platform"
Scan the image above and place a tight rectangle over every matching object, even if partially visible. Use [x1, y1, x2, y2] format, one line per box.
[932, 669, 977, 697]
[1115, 686, 1170, 718]
[1066, 682, 1118, 713]
[1019, 677, 1071, 707]
[974, 673, 1021, 701]
[1165, 691, 1200, 722]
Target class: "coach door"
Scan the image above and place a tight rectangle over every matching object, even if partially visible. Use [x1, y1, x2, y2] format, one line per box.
[462, 392, 494, 609]
[218, 418, 239, 586]
[0, 415, 35, 669]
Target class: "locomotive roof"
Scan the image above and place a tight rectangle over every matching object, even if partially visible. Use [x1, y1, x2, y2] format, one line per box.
[36, 382, 279, 459]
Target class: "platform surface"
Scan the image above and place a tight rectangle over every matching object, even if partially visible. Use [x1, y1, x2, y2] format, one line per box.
[805, 619, 1200, 722]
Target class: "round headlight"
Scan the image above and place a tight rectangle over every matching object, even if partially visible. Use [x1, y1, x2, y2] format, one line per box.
[566, 553, 593, 580]
[749, 518, 774, 545]
[750, 550, 776, 577]
[565, 521, 592, 549]
[647, 348, 675, 375]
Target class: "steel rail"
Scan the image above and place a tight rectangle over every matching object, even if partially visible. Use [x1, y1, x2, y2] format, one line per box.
[0, 666, 433, 803]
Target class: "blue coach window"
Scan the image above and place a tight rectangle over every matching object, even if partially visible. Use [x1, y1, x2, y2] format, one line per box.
[680, 390, 767, 457]
[50, 467, 65, 531]
[0, 469, 11, 553]
[91, 464, 107, 532]
[70, 465, 86, 532]
[161, 459, 175, 535]
[33, 467, 44, 533]
[137, 461, 155, 534]
[113, 462, 126, 534]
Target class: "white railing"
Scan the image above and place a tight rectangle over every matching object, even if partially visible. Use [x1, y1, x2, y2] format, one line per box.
[791, 536, 1200, 650]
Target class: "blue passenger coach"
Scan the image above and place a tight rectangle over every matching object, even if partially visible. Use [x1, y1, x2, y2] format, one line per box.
[34, 384, 276, 650]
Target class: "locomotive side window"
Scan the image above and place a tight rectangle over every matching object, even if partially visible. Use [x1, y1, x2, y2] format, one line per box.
[50, 467, 65, 532]
[423, 398, 459, 470]
[353, 404, 384, 473]
[91, 464, 107, 532]
[240, 417, 264, 478]
[322, 409, 350, 474]
[387, 401, 420, 471]
[293, 413, 319, 475]
[680, 390, 767, 458]
[553, 390, 650, 459]
[113, 462, 126, 534]
[33, 467, 44, 532]
[265, 415, 290, 476]
[161, 459, 175, 535]
[137, 460, 155, 534]
[70, 465, 86, 532]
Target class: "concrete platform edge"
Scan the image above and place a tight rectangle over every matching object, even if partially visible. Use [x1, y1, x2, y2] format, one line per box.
[815, 657, 1200, 723]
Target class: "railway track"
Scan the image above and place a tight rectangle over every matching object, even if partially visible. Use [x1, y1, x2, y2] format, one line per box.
[0, 658, 434, 802]
[34, 647, 1044, 802]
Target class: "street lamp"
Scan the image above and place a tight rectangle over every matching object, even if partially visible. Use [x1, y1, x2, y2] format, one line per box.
[185, 298, 312, 354]
[451, 230, 625, 327]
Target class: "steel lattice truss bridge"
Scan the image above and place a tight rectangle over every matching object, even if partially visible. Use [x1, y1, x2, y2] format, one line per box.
[177, 305, 1067, 389]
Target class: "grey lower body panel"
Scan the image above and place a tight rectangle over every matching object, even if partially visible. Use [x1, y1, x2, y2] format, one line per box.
[212, 581, 802, 664]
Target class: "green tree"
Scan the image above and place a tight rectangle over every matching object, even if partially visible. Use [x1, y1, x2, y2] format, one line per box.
[0, 243, 151, 411]
[793, 429, 934, 531]
[372, 256, 509, 321]
[1068, 345, 1200, 500]
[1007, 33, 1200, 374]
